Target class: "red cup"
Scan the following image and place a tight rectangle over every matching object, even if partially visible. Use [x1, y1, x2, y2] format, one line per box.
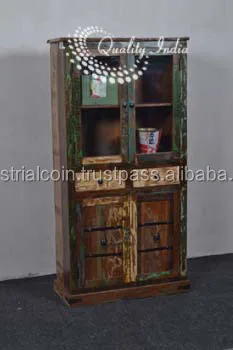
[138, 128, 162, 154]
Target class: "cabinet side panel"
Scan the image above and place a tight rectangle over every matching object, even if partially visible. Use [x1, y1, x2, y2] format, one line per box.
[180, 53, 188, 161]
[50, 43, 70, 290]
[179, 51, 188, 276]
[173, 54, 181, 154]
[180, 183, 187, 277]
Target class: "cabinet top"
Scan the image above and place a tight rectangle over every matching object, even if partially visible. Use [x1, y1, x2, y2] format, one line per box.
[47, 36, 190, 44]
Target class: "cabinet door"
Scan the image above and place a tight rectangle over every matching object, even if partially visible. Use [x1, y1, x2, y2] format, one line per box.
[64, 40, 129, 167]
[76, 196, 129, 289]
[136, 190, 180, 281]
[127, 39, 187, 164]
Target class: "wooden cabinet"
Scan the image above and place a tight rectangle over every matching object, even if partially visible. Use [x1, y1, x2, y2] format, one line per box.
[48, 36, 190, 306]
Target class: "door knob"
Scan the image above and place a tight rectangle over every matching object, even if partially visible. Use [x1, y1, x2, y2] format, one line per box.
[153, 232, 161, 242]
[129, 101, 135, 108]
[100, 239, 108, 247]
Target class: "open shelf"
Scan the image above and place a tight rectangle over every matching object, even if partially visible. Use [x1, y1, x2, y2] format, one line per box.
[81, 108, 121, 158]
[136, 106, 173, 154]
[135, 55, 173, 104]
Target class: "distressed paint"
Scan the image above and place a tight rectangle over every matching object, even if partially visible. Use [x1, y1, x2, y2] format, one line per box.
[120, 54, 129, 161]
[127, 54, 136, 163]
[82, 155, 122, 165]
[137, 270, 171, 282]
[68, 200, 79, 290]
[75, 203, 84, 288]
[82, 199, 125, 287]
[137, 194, 174, 281]
[75, 170, 126, 192]
[123, 198, 131, 282]
[129, 196, 137, 282]
[96, 205, 105, 282]
[173, 54, 181, 153]
[64, 49, 83, 290]
[50, 38, 190, 305]
[50, 44, 64, 287]
[82, 196, 123, 207]
[179, 53, 188, 160]
[132, 167, 180, 188]
[65, 52, 82, 168]
[180, 183, 187, 276]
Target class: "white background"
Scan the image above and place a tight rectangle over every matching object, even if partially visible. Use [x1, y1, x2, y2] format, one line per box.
[0, 0, 232, 280]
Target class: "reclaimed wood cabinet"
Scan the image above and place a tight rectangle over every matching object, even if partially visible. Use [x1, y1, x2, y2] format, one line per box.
[48, 36, 190, 306]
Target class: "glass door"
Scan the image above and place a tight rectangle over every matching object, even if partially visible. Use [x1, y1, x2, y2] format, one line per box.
[127, 48, 179, 164]
[81, 55, 121, 164]
[65, 42, 128, 167]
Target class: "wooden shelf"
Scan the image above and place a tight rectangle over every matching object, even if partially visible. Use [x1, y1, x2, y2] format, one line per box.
[135, 103, 172, 108]
[81, 105, 120, 109]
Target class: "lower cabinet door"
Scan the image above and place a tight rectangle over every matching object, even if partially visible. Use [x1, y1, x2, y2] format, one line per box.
[76, 196, 128, 289]
[75, 191, 180, 290]
[136, 190, 180, 281]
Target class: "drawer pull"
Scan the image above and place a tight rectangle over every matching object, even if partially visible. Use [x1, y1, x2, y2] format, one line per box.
[97, 179, 104, 186]
[100, 239, 108, 247]
[153, 232, 161, 242]
[129, 101, 135, 108]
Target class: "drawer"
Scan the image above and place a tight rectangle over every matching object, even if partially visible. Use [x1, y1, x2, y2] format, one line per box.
[139, 198, 173, 224]
[83, 197, 124, 229]
[139, 224, 172, 250]
[75, 171, 126, 192]
[84, 228, 123, 256]
[138, 249, 172, 277]
[85, 255, 124, 288]
[132, 167, 179, 188]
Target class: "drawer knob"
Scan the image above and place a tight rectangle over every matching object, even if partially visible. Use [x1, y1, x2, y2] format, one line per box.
[100, 239, 108, 247]
[153, 232, 160, 242]
[129, 101, 135, 108]
[97, 178, 104, 186]
[123, 102, 127, 109]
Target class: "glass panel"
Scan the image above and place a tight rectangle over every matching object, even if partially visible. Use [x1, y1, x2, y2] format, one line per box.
[80, 56, 122, 159]
[81, 108, 120, 157]
[135, 55, 173, 104]
[81, 56, 120, 106]
[136, 106, 172, 153]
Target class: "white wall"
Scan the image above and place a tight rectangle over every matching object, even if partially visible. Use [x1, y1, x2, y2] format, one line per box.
[0, 0, 232, 280]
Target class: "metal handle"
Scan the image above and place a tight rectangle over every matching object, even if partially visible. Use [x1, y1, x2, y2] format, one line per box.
[123, 102, 128, 109]
[153, 232, 160, 242]
[100, 239, 107, 247]
[97, 179, 104, 185]
[129, 101, 135, 108]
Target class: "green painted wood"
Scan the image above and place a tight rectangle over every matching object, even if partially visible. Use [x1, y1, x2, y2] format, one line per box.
[127, 54, 136, 163]
[137, 270, 171, 282]
[120, 55, 129, 162]
[65, 52, 82, 169]
[172, 54, 181, 154]
[179, 54, 188, 161]
[64, 48, 83, 290]
[180, 183, 187, 277]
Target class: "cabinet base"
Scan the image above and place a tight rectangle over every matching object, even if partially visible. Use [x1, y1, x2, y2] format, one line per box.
[54, 279, 191, 307]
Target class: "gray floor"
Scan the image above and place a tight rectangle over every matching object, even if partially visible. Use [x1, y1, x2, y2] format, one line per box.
[1, 254, 233, 350]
